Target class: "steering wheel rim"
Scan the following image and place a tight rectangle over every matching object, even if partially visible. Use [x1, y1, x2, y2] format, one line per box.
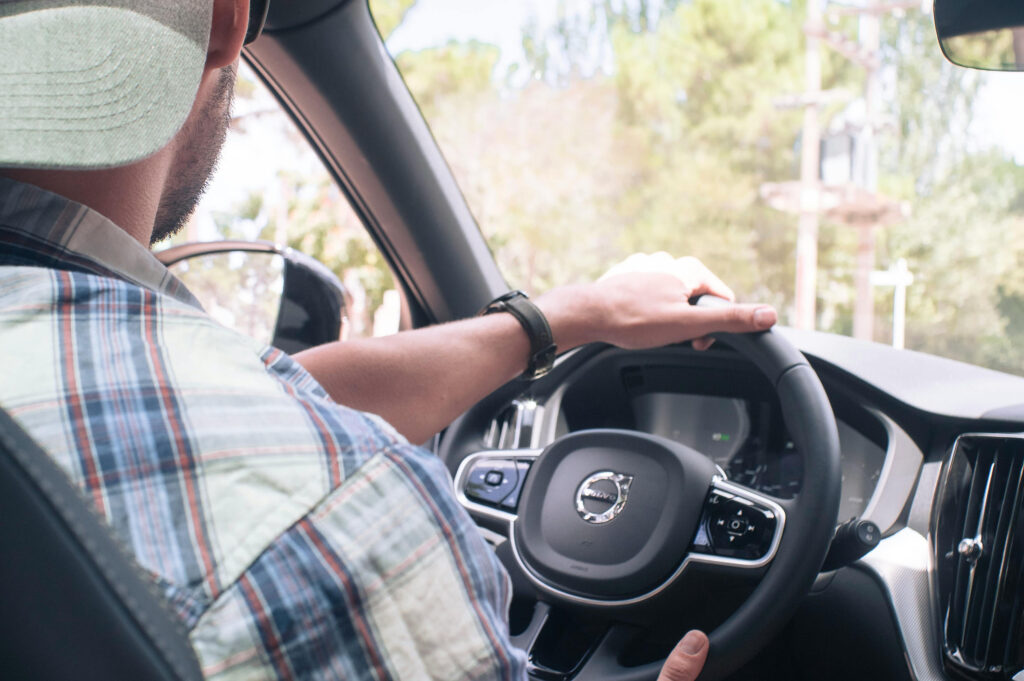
[696, 304, 841, 677]
[442, 296, 842, 680]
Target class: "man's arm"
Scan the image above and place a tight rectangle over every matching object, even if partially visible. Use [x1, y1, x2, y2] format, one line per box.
[294, 255, 777, 443]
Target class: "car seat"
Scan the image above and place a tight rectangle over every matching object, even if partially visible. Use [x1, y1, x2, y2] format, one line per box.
[0, 406, 203, 680]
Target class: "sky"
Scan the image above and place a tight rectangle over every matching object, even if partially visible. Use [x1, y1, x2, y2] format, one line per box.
[972, 72, 1024, 163]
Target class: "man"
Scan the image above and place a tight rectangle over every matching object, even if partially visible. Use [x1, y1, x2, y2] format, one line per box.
[0, 1, 777, 679]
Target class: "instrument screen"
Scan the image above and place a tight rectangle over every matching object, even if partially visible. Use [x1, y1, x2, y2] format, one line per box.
[632, 392, 886, 520]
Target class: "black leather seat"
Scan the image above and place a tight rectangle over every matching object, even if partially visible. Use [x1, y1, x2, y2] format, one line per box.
[0, 406, 203, 681]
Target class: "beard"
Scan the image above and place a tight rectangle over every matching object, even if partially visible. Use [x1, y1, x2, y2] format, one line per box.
[150, 67, 236, 245]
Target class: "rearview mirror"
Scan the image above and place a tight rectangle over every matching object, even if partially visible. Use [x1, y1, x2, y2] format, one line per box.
[934, 0, 1024, 71]
[158, 240, 348, 354]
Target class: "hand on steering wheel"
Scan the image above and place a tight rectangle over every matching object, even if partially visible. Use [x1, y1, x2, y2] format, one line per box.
[659, 631, 709, 681]
[534, 252, 778, 353]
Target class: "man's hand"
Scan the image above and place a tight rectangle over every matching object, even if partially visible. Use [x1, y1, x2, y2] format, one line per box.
[536, 253, 777, 352]
[658, 630, 709, 681]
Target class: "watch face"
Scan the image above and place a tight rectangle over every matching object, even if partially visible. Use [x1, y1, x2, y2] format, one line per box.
[482, 290, 527, 316]
[498, 290, 527, 303]
[531, 345, 557, 379]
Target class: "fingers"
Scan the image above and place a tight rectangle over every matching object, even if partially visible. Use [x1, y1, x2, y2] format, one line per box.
[682, 303, 777, 338]
[600, 253, 735, 302]
[658, 630, 709, 681]
[587, 252, 773, 351]
[672, 256, 735, 302]
[691, 336, 715, 351]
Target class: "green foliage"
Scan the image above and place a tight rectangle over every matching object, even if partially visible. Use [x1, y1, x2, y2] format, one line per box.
[396, 41, 501, 117]
[880, 11, 983, 193]
[609, 0, 807, 302]
[886, 153, 1024, 373]
[369, 0, 418, 41]
[277, 176, 397, 334]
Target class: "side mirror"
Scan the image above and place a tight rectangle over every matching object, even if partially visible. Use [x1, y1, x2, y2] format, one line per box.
[157, 240, 348, 354]
[934, 0, 1024, 71]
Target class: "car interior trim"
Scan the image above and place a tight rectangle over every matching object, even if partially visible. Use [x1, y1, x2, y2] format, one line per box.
[860, 408, 924, 534]
[485, 399, 546, 451]
[452, 449, 543, 524]
[907, 461, 943, 537]
[778, 328, 1024, 421]
[857, 528, 946, 681]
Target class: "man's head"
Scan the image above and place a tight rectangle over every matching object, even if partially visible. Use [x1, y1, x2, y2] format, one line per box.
[0, 0, 267, 245]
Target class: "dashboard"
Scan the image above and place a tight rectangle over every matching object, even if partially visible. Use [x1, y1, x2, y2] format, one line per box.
[518, 349, 898, 525]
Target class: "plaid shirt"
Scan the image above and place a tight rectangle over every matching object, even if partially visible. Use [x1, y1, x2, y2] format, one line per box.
[0, 176, 527, 680]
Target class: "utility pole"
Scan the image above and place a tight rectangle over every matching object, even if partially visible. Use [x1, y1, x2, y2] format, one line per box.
[762, 1, 918, 336]
[795, 0, 824, 331]
[852, 1, 882, 341]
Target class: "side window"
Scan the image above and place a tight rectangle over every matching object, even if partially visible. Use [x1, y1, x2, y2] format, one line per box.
[156, 63, 400, 341]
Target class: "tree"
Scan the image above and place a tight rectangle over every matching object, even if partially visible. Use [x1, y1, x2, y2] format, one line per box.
[370, 0, 418, 41]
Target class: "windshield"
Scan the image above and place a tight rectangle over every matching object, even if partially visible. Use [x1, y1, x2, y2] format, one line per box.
[372, 0, 1024, 376]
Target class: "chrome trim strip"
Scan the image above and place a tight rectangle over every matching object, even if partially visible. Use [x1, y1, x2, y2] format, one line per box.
[452, 449, 541, 524]
[155, 239, 283, 266]
[485, 399, 547, 450]
[526, 403, 546, 449]
[506, 477, 786, 607]
[861, 409, 923, 533]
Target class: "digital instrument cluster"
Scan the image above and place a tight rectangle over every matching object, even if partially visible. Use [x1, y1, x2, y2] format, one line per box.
[631, 392, 886, 521]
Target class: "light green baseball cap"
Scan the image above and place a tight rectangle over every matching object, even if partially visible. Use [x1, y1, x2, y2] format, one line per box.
[0, 0, 213, 169]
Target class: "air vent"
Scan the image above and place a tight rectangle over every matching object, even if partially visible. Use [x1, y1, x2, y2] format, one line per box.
[934, 434, 1024, 680]
[485, 399, 542, 450]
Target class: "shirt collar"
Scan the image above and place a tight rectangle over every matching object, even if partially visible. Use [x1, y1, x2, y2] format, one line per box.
[0, 176, 202, 309]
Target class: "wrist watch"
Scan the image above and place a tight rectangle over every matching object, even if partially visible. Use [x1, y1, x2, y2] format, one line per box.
[481, 290, 557, 380]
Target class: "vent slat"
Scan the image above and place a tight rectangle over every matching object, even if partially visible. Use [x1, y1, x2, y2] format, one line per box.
[976, 454, 1019, 665]
[937, 435, 1024, 679]
[949, 447, 991, 652]
[993, 456, 1024, 671]
[960, 454, 996, 658]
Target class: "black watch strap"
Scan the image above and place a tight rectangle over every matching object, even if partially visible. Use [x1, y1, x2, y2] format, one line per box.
[481, 290, 557, 380]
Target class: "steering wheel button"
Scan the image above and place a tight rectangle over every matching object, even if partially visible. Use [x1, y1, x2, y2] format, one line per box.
[703, 493, 778, 559]
[727, 517, 749, 535]
[465, 460, 519, 507]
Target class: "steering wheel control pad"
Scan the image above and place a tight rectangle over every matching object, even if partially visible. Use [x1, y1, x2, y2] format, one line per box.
[691, 488, 778, 560]
[512, 429, 717, 600]
[462, 458, 531, 511]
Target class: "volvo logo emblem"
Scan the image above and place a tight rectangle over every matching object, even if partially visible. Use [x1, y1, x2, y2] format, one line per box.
[575, 471, 634, 524]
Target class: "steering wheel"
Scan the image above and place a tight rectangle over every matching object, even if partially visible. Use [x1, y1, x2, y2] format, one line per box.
[441, 296, 841, 680]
